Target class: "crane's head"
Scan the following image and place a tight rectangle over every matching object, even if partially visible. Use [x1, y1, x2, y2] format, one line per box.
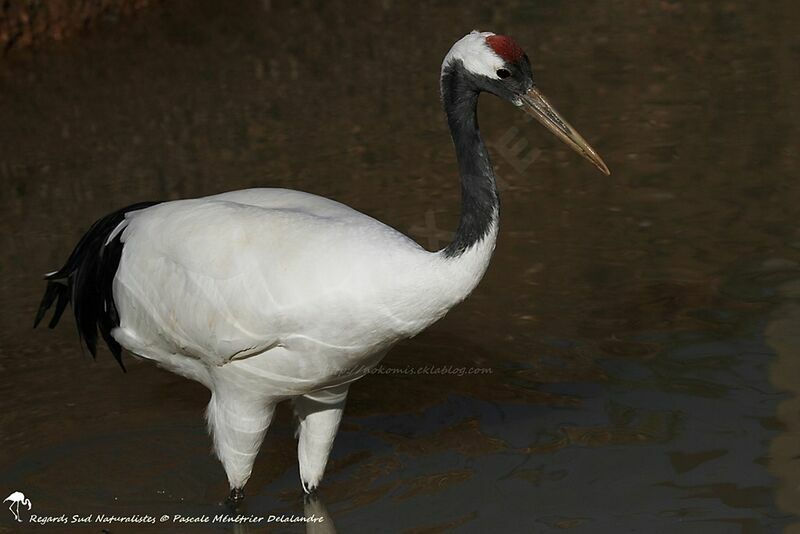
[443, 31, 609, 175]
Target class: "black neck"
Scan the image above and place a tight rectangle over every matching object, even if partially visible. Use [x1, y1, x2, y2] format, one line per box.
[440, 64, 499, 258]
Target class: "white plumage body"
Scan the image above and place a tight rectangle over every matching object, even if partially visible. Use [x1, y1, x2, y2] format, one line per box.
[114, 188, 494, 384]
[109, 187, 497, 489]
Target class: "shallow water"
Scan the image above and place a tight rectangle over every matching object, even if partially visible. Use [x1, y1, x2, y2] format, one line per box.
[1, 0, 799, 532]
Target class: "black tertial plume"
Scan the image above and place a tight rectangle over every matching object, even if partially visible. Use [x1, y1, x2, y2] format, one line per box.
[34, 201, 160, 371]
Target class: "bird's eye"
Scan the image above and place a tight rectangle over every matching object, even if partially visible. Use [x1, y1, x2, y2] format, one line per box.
[496, 68, 511, 79]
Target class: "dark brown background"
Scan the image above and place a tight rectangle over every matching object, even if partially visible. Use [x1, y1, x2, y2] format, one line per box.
[1, 1, 799, 532]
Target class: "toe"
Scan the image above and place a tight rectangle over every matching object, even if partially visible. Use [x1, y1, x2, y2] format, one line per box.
[225, 487, 245, 509]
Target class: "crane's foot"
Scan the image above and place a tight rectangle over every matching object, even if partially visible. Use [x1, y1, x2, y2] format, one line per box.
[225, 487, 245, 509]
[301, 479, 320, 497]
[303, 487, 319, 504]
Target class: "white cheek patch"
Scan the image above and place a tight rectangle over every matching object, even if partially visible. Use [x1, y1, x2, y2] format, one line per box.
[442, 30, 505, 79]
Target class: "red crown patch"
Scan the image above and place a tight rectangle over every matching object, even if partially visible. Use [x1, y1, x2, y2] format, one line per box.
[485, 34, 525, 63]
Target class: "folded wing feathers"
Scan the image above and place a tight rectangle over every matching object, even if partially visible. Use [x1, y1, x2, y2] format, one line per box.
[34, 201, 161, 371]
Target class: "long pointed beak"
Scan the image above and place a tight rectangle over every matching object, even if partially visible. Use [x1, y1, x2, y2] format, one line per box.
[518, 86, 610, 175]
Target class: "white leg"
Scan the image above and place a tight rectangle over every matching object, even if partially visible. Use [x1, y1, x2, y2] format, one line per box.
[293, 384, 349, 493]
[206, 386, 276, 495]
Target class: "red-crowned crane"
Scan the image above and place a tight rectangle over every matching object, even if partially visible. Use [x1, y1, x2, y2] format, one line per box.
[35, 30, 609, 506]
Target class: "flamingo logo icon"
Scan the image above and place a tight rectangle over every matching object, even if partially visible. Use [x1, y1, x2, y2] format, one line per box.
[4, 492, 31, 522]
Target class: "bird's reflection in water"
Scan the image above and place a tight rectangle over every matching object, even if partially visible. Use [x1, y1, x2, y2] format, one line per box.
[304, 494, 337, 534]
[226, 493, 336, 534]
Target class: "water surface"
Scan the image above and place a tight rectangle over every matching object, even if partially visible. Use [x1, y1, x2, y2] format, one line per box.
[1, 1, 799, 532]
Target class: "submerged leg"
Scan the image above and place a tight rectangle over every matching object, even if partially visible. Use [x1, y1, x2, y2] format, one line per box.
[293, 384, 349, 493]
[226, 487, 245, 509]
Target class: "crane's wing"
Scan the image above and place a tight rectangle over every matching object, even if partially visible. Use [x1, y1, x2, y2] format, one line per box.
[112, 189, 427, 367]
